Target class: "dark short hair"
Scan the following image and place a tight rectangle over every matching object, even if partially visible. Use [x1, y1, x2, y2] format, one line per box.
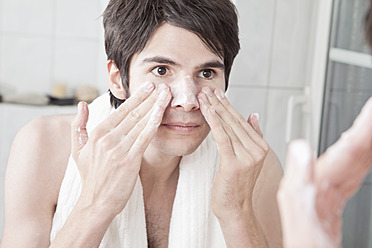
[366, 1, 372, 49]
[103, 0, 240, 108]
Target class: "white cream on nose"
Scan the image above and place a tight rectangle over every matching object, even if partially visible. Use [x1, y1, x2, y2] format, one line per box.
[170, 75, 199, 109]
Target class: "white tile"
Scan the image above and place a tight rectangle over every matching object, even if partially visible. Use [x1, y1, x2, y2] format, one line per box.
[55, 0, 101, 39]
[230, 0, 275, 87]
[96, 40, 109, 94]
[0, 35, 53, 94]
[269, 0, 315, 88]
[1, 0, 54, 35]
[226, 86, 267, 134]
[53, 39, 99, 94]
[0, 0, 3, 32]
[0, 174, 4, 239]
[264, 88, 304, 166]
[0, 34, 3, 88]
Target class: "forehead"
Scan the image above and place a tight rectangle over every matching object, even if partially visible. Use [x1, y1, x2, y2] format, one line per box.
[131, 23, 223, 66]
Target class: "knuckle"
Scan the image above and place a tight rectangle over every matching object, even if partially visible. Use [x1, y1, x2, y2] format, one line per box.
[128, 110, 141, 122]
[255, 148, 266, 163]
[107, 149, 118, 162]
[117, 104, 130, 116]
[244, 155, 255, 165]
[124, 132, 136, 144]
[90, 130, 101, 143]
[135, 121, 146, 131]
[97, 136, 111, 151]
[260, 140, 270, 154]
[220, 135, 231, 145]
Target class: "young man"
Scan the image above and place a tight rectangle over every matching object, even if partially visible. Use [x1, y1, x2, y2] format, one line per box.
[1, 0, 283, 247]
[277, 2, 372, 247]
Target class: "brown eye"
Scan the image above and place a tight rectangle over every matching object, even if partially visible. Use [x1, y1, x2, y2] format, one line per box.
[199, 69, 215, 79]
[152, 66, 168, 76]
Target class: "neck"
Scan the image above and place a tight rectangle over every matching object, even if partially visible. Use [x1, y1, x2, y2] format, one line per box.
[140, 144, 181, 196]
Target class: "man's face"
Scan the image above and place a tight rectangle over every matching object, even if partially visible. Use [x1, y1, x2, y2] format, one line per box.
[129, 23, 225, 156]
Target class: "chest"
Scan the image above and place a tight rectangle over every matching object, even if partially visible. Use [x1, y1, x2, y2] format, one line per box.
[145, 201, 174, 248]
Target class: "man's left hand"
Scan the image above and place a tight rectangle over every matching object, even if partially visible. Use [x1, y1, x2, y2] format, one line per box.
[198, 86, 269, 224]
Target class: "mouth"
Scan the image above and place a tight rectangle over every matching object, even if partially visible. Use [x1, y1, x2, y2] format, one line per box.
[162, 122, 201, 133]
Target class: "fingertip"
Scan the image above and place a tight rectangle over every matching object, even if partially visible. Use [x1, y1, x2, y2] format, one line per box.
[286, 139, 314, 181]
[252, 113, 260, 123]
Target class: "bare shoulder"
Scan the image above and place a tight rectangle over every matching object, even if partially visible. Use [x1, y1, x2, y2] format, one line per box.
[2, 114, 75, 247]
[9, 114, 75, 184]
[253, 149, 283, 248]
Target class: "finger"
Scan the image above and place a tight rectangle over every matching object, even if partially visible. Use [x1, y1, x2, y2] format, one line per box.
[95, 81, 155, 136]
[200, 88, 266, 155]
[284, 140, 314, 186]
[112, 88, 170, 159]
[71, 101, 89, 159]
[108, 84, 169, 142]
[198, 93, 235, 158]
[248, 113, 263, 138]
[219, 117, 243, 156]
[212, 87, 265, 146]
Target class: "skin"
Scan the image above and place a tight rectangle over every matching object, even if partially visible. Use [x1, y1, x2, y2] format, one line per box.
[277, 97, 372, 248]
[1, 23, 283, 248]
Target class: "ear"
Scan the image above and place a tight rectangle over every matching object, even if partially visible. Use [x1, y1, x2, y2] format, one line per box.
[107, 60, 126, 100]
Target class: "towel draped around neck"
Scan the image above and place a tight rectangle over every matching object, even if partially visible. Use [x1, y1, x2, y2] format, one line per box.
[50, 93, 226, 247]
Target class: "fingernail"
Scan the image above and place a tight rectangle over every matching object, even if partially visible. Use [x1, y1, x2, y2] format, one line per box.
[215, 88, 225, 101]
[252, 113, 259, 122]
[78, 101, 85, 112]
[157, 83, 167, 93]
[203, 87, 213, 97]
[142, 81, 154, 92]
[159, 90, 169, 101]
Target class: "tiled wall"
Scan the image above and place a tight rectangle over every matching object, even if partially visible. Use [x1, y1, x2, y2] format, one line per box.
[229, 0, 316, 163]
[0, 0, 107, 96]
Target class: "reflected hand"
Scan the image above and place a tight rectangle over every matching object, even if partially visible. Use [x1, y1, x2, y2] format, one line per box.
[277, 141, 335, 248]
[70, 83, 171, 218]
[278, 97, 372, 248]
[315, 97, 372, 242]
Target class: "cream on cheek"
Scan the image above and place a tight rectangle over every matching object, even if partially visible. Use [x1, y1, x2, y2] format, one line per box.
[170, 75, 200, 108]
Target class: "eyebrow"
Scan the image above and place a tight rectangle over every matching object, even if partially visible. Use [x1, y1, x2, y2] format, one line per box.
[140, 56, 224, 70]
[196, 61, 225, 70]
[140, 56, 180, 66]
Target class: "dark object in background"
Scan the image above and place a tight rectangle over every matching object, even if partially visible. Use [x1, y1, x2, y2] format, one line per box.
[48, 95, 75, 106]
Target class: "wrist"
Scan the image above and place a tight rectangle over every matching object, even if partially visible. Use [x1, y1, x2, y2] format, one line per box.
[215, 200, 255, 225]
[217, 204, 268, 248]
[76, 193, 117, 224]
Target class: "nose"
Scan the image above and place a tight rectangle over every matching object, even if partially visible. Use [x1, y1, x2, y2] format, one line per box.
[170, 76, 200, 111]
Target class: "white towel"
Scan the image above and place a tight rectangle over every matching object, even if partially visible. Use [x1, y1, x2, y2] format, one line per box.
[50, 92, 226, 247]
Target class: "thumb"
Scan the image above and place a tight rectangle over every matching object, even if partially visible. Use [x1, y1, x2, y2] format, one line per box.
[248, 113, 263, 138]
[71, 101, 89, 160]
[284, 140, 314, 186]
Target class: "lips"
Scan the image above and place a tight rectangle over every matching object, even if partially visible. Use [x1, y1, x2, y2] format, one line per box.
[162, 122, 201, 133]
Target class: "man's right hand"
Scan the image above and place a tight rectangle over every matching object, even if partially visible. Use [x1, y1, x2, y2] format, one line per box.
[70, 82, 171, 218]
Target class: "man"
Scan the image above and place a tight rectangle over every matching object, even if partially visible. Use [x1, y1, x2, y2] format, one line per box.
[277, 1, 372, 246]
[1, 0, 283, 247]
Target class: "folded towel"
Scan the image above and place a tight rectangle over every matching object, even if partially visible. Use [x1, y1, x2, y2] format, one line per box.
[50, 92, 226, 247]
